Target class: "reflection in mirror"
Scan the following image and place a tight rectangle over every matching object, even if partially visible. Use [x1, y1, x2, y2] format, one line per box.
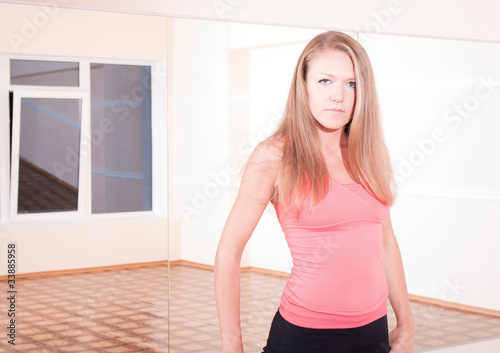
[17, 97, 81, 213]
[0, 4, 168, 352]
[168, 17, 500, 352]
[10, 60, 79, 86]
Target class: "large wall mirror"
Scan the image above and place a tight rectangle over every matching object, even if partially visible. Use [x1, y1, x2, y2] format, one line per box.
[0, 3, 169, 352]
[168, 17, 500, 352]
[0, 1, 499, 352]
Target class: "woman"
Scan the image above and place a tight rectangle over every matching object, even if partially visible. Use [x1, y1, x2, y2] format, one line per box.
[215, 31, 415, 353]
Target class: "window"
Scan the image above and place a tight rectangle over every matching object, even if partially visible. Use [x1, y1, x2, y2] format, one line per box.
[90, 64, 152, 213]
[15, 96, 82, 213]
[3, 57, 159, 221]
[10, 60, 79, 87]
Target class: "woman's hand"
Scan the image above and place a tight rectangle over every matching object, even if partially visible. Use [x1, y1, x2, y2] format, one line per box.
[388, 322, 415, 353]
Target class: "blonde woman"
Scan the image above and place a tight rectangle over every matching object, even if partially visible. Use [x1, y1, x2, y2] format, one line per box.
[215, 31, 415, 353]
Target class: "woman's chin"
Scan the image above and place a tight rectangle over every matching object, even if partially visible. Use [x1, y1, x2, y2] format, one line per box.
[315, 122, 348, 134]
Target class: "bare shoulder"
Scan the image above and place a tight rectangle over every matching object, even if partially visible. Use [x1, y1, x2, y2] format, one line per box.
[238, 139, 283, 203]
[248, 138, 284, 167]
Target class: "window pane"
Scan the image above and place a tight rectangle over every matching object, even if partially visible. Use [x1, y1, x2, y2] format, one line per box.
[18, 98, 81, 213]
[10, 60, 79, 87]
[90, 64, 152, 213]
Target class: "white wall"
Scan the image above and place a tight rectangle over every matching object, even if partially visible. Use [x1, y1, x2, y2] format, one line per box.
[7, 0, 500, 43]
[168, 18, 231, 265]
[0, 3, 169, 275]
[246, 41, 309, 272]
[367, 34, 500, 311]
[0, 3, 167, 59]
[0, 218, 167, 274]
[168, 19, 500, 313]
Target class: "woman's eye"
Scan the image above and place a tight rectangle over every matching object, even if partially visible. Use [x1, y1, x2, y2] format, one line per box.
[346, 81, 356, 88]
[319, 79, 331, 85]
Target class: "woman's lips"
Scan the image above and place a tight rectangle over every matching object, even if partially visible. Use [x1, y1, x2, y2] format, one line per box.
[325, 108, 344, 113]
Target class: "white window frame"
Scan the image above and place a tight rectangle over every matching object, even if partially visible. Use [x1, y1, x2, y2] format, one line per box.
[0, 53, 167, 225]
[10, 90, 90, 222]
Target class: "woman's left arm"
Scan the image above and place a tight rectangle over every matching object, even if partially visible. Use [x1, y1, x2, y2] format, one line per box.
[382, 212, 415, 353]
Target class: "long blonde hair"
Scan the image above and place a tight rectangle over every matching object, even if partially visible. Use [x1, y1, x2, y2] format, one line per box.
[270, 31, 395, 216]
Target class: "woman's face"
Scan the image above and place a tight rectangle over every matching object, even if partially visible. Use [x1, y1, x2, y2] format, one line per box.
[305, 49, 356, 133]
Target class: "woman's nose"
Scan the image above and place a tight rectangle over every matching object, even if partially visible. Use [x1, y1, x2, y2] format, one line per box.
[329, 86, 344, 103]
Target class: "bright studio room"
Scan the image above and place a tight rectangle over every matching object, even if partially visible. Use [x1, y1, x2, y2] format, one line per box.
[0, 1, 499, 352]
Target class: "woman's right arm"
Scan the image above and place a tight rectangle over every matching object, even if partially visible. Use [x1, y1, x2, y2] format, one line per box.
[214, 140, 281, 353]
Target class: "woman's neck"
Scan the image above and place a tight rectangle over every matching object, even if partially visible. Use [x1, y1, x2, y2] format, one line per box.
[317, 127, 347, 154]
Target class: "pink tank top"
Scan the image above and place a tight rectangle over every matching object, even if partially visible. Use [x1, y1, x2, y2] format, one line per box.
[275, 179, 390, 329]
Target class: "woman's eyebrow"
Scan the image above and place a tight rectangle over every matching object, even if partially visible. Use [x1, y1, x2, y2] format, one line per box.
[317, 73, 356, 80]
